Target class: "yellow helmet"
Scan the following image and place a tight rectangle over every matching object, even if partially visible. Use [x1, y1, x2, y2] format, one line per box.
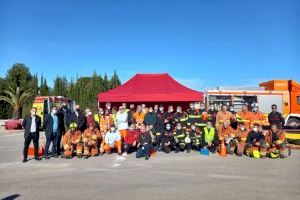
[270, 152, 280, 159]
[253, 150, 260, 159]
[69, 123, 78, 129]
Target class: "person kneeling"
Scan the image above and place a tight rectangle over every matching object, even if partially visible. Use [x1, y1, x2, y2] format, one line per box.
[201, 121, 219, 153]
[63, 123, 83, 159]
[173, 123, 191, 153]
[136, 124, 151, 160]
[104, 124, 122, 155]
[123, 123, 139, 156]
[265, 124, 288, 159]
[245, 124, 267, 158]
[82, 122, 100, 159]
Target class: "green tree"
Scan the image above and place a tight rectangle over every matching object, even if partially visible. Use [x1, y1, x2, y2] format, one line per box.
[109, 70, 121, 89]
[40, 75, 50, 96]
[53, 76, 68, 96]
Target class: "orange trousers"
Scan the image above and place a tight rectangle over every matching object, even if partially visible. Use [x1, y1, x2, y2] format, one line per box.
[104, 140, 122, 154]
[84, 144, 99, 156]
[64, 143, 83, 158]
[119, 129, 127, 140]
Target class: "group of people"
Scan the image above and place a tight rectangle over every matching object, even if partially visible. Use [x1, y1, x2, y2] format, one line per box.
[22, 101, 289, 162]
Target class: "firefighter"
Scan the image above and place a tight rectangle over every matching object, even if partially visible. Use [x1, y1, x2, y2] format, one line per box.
[187, 102, 203, 131]
[173, 123, 191, 153]
[236, 122, 249, 156]
[154, 105, 165, 149]
[265, 124, 287, 159]
[99, 109, 113, 155]
[201, 121, 219, 153]
[268, 104, 285, 128]
[173, 106, 188, 129]
[251, 103, 268, 127]
[163, 105, 175, 125]
[245, 124, 267, 158]
[188, 123, 202, 151]
[236, 104, 253, 129]
[216, 105, 235, 129]
[218, 120, 237, 155]
[63, 123, 83, 159]
[82, 122, 100, 159]
[143, 107, 157, 133]
[133, 105, 145, 128]
[160, 123, 174, 153]
[104, 124, 122, 155]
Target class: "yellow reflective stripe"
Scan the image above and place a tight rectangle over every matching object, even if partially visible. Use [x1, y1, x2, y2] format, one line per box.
[188, 115, 201, 119]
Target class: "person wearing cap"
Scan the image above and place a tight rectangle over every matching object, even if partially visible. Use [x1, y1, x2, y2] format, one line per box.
[104, 124, 122, 155]
[133, 105, 146, 128]
[43, 106, 61, 159]
[82, 122, 100, 159]
[174, 106, 188, 130]
[218, 120, 237, 155]
[201, 121, 219, 153]
[136, 124, 152, 160]
[160, 123, 174, 153]
[188, 123, 202, 151]
[173, 122, 191, 153]
[245, 124, 267, 158]
[251, 103, 268, 127]
[236, 122, 250, 156]
[123, 123, 140, 155]
[236, 104, 253, 130]
[265, 124, 287, 159]
[116, 105, 129, 139]
[216, 105, 235, 129]
[63, 123, 83, 159]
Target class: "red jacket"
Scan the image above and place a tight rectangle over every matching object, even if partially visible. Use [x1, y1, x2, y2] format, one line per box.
[125, 130, 140, 144]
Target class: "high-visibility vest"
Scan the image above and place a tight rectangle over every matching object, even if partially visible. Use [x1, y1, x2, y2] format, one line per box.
[204, 127, 215, 143]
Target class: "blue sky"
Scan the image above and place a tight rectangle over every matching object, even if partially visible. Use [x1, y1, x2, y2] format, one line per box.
[0, 0, 299, 90]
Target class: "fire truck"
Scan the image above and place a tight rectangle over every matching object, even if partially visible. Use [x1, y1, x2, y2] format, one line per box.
[205, 80, 300, 144]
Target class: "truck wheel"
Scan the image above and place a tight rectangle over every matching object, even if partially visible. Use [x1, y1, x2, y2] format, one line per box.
[286, 117, 300, 129]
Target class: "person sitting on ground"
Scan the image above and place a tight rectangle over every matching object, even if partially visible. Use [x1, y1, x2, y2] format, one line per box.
[136, 124, 152, 160]
[218, 120, 237, 155]
[236, 122, 249, 156]
[245, 124, 267, 158]
[63, 123, 83, 159]
[188, 123, 202, 151]
[265, 124, 287, 159]
[82, 122, 100, 159]
[123, 123, 140, 156]
[173, 122, 191, 153]
[160, 123, 174, 153]
[201, 121, 219, 153]
[104, 124, 122, 155]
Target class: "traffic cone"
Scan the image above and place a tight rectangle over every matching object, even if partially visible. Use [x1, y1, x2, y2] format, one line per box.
[219, 140, 227, 157]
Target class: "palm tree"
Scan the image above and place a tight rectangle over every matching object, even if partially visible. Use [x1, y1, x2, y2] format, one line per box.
[0, 85, 35, 119]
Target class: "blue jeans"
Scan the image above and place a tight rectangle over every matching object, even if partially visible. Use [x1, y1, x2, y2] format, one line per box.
[136, 144, 150, 159]
[45, 132, 58, 156]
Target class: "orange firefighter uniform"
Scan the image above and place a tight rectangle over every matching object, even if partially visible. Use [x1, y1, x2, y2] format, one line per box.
[236, 127, 249, 156]
[218, 123, 237, 154]
[251, 111, 268, 127]
[236, 111, 253, 129]
[63, 130, 83, 158]
[133, 111, 146, 127]
[82, 128, 100, 157]
[265, 129, 287, 157]
[216, 111, 235, 128]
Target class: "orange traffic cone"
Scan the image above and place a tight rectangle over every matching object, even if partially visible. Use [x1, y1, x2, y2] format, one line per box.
[219, 140, 227, 157]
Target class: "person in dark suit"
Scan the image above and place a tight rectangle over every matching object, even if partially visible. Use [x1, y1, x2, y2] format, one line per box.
[68, 105, 86, 133]
[22, 107, 41, 162]
[43, 106, 61, 159]
[57, 103, 71, 156]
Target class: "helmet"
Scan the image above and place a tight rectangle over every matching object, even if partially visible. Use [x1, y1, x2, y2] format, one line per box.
[270, 152, 280, 159]
[251, 102, 259, 108]
[253, 150, 260, 159]
[69, 123, 77, 129]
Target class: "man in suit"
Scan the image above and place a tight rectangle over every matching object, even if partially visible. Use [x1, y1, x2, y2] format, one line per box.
[68, 105, 86, 133]
[57, 103, 71, 156]
[22, 107, 42, 162]
[43, 106, 61, 159]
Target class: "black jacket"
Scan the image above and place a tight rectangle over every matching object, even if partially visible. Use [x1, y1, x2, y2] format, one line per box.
[246, 131, 265, 145]
[68, 111, 86, 132]
[268, 111, 284, 127]
[57, 108, 71, 132]
[138, 132, 152, 146]
[42, 114, 61, 137]
[22, 115, 41, 138]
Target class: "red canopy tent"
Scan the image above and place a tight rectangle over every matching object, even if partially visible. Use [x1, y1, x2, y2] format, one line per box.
[98, 73, 203, 106]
